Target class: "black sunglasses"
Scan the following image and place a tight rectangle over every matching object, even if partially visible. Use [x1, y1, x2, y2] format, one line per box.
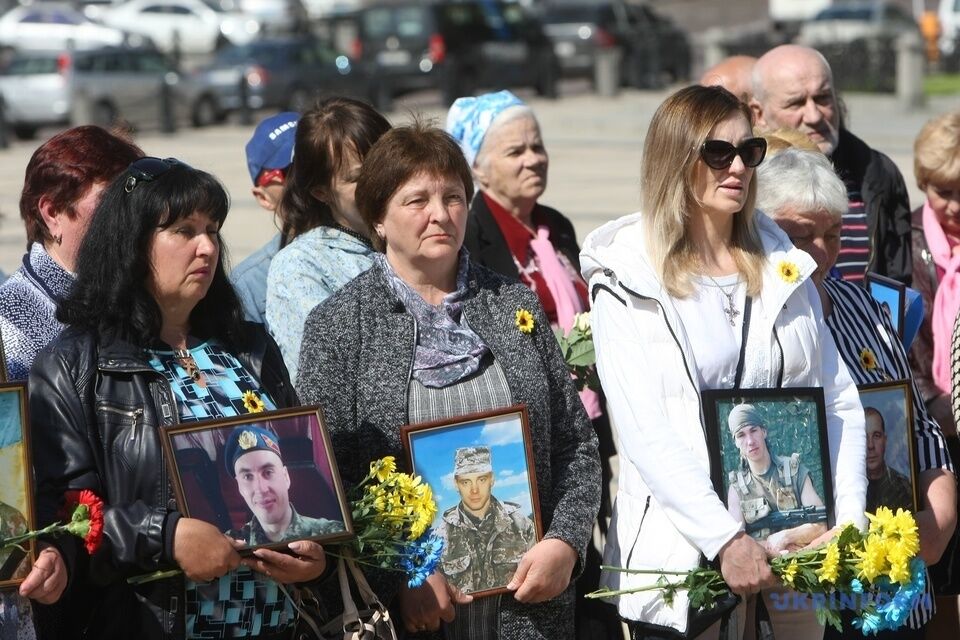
[124, 157, 185, 193]
[699, 137, 767, 170]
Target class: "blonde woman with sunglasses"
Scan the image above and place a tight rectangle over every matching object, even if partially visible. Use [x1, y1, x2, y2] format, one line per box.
[580, 85, 867, 640]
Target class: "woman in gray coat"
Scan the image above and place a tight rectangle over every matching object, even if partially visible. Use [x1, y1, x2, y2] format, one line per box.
[296, 122, 601, 640]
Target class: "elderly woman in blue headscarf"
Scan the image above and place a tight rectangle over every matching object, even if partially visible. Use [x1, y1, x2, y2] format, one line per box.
[446, 91, 617, 639]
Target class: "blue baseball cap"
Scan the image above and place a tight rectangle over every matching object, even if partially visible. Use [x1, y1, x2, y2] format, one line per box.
[245, 112, 299, 185]
[224, 424, 283, 476]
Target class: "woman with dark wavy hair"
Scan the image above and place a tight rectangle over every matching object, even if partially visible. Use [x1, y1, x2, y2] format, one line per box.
[266, 96, 391, 381]
[28, 158, 323, 639]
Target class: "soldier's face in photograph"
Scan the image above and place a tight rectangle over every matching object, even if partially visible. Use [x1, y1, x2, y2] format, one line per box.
[456, 471, 494, 517]
[734, 425, 768, 463]
[234, 450, 292, 527]
[866, 413, 887, 474]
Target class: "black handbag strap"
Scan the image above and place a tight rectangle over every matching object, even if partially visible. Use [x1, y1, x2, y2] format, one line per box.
[733, 296, 753, 389]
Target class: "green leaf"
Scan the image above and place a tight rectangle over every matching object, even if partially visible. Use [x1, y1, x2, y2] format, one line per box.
[567, 340, 596, 367]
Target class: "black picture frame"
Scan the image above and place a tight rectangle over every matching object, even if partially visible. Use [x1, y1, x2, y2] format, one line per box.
[865, 272, 907, 338]
[702, 388, 834, 550]
[0, 383, 36, 590]
[400, 404, 543, 598]
[858, 380, 920, 513]
[159, 406, 354, 554]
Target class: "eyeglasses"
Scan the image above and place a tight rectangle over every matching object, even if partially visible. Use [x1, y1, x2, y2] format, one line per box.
[256, 167, 286, 188]
[699, 137, 767, 170]
[124, 157, 184, 193]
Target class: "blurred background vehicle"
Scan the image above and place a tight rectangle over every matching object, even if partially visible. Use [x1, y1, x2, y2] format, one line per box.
[300, 0, 357, 21]
[0, 45, 193, 139]
[100, 0, 261, 56]
[0, 2, 129, 51]
[187, 35, 365, 125]
[350, 0, 559, 110]
[797, 0, 919, 47]
[207, 0, 307, 35]
[540, 0, 690, 89]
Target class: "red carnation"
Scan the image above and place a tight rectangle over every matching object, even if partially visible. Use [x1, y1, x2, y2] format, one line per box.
[65, 490, 105, 555]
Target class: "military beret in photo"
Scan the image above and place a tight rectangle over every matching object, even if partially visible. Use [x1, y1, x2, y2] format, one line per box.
[224, 424, 282, 476]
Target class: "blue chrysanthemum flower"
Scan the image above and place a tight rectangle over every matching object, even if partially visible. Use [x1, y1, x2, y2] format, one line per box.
[853, 610, 883, 636]
[399, 530, 445, 589]
[850, 578, 864, 594]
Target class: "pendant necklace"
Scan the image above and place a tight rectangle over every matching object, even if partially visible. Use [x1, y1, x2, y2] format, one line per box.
[705, 274, 741, 326]
[174, 348, 207, 388]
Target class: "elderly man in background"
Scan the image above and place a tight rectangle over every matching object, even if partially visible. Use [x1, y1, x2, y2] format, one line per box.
[699, 55, 757, 103]
[751, 44, 911, 285]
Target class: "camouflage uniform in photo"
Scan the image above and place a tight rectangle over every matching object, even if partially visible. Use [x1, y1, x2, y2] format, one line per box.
[729, 453, 809, 541]
[866, 466, 913, 512]
[230, 506, 344, 545]
[438, 446, 537, 593]
[0, 501, 29, 581]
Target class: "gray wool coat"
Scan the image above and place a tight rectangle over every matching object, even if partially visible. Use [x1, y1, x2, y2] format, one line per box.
[296, 260, 601, 640]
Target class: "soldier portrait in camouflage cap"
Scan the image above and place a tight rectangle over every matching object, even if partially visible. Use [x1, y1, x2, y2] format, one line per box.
[702, 390, 833, 559]
[437, 445, 537, 594]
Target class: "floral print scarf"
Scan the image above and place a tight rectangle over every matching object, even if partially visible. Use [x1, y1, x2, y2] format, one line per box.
[377, 251, 489, 388]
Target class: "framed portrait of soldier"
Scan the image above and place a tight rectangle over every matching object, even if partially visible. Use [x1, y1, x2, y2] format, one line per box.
[858, 380, 919, 513]
[865, 272, 906, 338]
[400, 405, 543, 598]
[702, 388, 833, 555]
[159, 406, 354, 553]
[0, 383, 36, 590]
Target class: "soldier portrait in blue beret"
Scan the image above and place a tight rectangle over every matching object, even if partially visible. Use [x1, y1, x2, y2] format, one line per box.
[223, 424, 344, 546]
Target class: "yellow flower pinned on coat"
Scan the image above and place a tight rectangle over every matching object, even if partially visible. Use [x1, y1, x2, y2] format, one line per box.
[242, 390, 265, 413]
[860, 347, 878, 371]
[515, 308, 535, 334]
[778, 260, 799, 283]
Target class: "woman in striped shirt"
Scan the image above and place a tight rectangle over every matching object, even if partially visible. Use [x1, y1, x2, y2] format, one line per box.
[757, 147, 956, 638]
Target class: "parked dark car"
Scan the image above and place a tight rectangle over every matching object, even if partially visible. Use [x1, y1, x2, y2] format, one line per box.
[541, 0, 690, 88]
[187, 35, 367, 125]
[350, 0, 559, 109]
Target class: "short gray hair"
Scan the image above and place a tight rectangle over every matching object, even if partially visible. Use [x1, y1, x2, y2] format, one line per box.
[473, 104, 539, 170]
[755, 148, 848, 220]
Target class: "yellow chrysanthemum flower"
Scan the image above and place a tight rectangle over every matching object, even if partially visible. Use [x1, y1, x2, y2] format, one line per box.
[890, 509, 920, 556]
[778, 261, 799, 283]
[859, 347, 878, 371]
[817, 542, 841, 584]
[515, 308, 535, 334]
[857, 536, 889, 582]
[782, 560, 799, 588]
[370, 456, 397, 483]
[242, 390, 265, 413]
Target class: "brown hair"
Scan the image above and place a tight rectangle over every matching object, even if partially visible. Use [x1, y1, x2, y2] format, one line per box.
[641, 85, 764, 298]
[19, 126, 142, 246]
[356, 120, 474, 252]
[277, 96, 391, 247]
[913, 111, 960, 191]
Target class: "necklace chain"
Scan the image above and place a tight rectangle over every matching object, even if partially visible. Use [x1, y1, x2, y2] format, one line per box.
[705, 274, 741, 326]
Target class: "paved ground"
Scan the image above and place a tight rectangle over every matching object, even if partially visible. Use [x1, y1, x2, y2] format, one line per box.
[0, 85, 953, 276]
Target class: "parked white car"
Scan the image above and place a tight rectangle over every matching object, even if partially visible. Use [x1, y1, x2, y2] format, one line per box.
[798, 1, 918, 47]
[940, 0, 960, 55]
[101, 0, 260, 55]
[0, 3, 127, 51]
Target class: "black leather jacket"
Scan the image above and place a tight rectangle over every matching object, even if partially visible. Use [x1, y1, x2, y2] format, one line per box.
[29, 323, 296, 640]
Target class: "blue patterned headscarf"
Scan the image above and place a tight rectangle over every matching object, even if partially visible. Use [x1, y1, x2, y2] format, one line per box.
[445, 90, 525, 167]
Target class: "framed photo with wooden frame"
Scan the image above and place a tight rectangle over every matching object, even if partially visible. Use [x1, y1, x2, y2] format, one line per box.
[702, 388, 834, 555]
[0, 382, 36, 590]
[159, 406, 354, 554]
[858, 380, 920, 513]
[400, 404, 542, 598]
[865, 272, 907, 338]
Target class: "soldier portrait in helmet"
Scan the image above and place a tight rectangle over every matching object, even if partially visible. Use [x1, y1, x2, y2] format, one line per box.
[0, 384, 35, 588]
[702, 389, 833, 558]
[402, 406, 542, 596]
